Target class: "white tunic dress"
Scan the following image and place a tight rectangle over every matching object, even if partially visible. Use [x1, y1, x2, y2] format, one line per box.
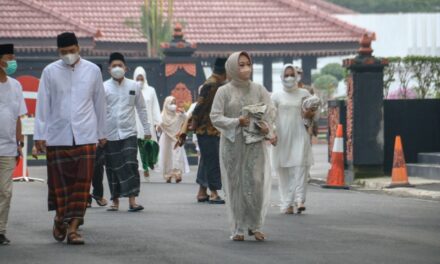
[271, 87, 314, 209]
[271, 88, 314, 168]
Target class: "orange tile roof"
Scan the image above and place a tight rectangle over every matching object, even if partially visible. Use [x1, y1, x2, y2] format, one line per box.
[1, 0, 366, 56]
[0, 0, 99, 39]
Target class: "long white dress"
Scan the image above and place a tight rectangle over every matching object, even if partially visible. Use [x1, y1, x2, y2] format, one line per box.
[271, 64, 314, 211]
[157, 96, 190, 180]
[210, 51, 275, 236]
[133, 67, 162, 172]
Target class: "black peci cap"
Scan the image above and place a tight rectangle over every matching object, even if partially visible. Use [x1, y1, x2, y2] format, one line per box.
[57, 32, 78, 48]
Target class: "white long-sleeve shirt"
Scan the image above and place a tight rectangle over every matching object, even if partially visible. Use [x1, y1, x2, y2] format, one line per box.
[34, 59, 107, 146]
[104, 78, 150, 141]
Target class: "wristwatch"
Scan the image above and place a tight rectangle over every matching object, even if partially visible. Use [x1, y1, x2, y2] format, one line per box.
[17, 141, 24, 148]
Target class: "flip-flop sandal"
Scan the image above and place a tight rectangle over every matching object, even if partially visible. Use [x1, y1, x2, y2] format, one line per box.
[92, 196, 108, 207]
[209, 196, 225, 204]
[67, 232, 85, 245]
[52, 220, 67, 242]
[106, 205, 119, 211]
[128, 204, 144, 212]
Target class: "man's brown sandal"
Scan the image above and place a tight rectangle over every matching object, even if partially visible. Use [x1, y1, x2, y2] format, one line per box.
[52, 220, 67, 242]
[67, 232, 85, 245]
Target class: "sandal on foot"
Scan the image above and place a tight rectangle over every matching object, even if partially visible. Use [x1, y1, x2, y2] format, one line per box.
[230, 234, 245, 241]
[297, 205, 306, 214]
[209, 196, 225, 204]
[197, 196, 209, 203]
[106, 204, 119, 211]
[52, 220, 67, 242]
[92, 195, 108, 207]
[67, 232, 85, 245]
[128, 204, 144, 212]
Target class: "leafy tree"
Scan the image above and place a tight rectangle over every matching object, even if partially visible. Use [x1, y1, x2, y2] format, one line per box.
[383, 57, 399, 98]
[313, 74, 339, 99]
[126, 0, 174, 57]
[321, 63, 346, 81]
[312, 73, 322, 83]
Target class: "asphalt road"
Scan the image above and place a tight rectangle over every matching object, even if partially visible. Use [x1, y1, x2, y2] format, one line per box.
[1, 164, 439, 264]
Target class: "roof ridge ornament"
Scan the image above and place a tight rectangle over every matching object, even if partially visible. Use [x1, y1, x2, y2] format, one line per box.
[358, 33, 376, 57]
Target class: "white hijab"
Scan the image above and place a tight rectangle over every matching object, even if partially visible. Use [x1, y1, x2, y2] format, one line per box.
[280, 64, 299, 92]
[133, 66, 150, 88]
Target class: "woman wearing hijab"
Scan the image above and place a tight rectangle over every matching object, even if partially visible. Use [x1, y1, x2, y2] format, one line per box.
[210, 51, 276, 241]
[158, 96, 190, 183]
[271, 64, 314, 215]
[133, 67, 162, 181]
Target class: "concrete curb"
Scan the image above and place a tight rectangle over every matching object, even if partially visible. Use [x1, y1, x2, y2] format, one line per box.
[309, 175, 440, 201]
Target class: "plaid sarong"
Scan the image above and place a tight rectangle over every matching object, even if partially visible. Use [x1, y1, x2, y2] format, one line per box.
[105, 136, 140, 200]
[46, 144, 96, 224]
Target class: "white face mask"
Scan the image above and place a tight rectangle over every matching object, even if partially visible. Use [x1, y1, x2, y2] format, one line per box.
[136, 80, 144, 88]
[61, 53, 80, 66]
[282, 76, 298, 90]
[111, 66, 125, 79]
[167, 104, 177, 112]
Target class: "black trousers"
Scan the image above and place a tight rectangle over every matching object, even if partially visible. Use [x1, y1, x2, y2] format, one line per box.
[91, 145, 105, 198]
[196, 134, 222, 191]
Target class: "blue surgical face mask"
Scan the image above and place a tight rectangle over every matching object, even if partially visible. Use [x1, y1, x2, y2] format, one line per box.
[2, 60, 17, 75]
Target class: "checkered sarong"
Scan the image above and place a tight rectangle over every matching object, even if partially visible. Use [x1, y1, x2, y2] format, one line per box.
[105, 136, 140, 200]
[46, 144, 96, 224]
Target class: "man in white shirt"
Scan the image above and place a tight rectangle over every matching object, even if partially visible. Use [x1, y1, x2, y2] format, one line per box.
[104, 52, 151, 212]
[0, 44, 27, 245]
[34, 32, 107, 245]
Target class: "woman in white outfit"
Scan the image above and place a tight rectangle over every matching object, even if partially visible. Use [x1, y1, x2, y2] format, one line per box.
[133, 66, 162, 180]
[271, 64, 314, 214]
[157, 96, 190, 183]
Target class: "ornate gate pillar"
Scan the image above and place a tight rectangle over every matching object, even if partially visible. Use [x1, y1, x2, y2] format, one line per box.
[161, 23, 205, 109]
[343, 33, 388, 180]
